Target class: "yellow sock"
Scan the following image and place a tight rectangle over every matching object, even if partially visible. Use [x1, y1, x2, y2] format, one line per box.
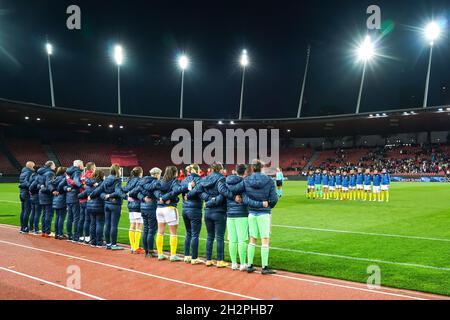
[129, 229, 135, 250]
[134, 230, 142, 250]
[381, 192, 385, 202]
[386, 191, 389, 202]
[156, 233, 164, 255]
[170, 235, 178, 256]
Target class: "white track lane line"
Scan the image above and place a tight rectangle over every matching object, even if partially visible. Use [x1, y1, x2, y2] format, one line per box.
[3, 224, 448, 273]
[0, 238, 434, 300]
[0, 239, 261, 300]
[5, 224, 447, 299]
[2, 199, 450, 242]
[271, 224, 450, 243]
[0, 266, 105, 300]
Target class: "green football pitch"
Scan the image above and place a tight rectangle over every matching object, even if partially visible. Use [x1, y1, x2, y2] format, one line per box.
[1, 181, 449, 296]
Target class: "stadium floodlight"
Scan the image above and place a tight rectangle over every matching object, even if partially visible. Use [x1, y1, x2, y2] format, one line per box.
[297, 45, 311, 118]
[218, 120, 224, 125]
[45, 42, 55, 107]
[113, 44, 124, 115]
[230, 121, 235, 125]
[178, 54, 189, 118]
[238, 49, 249, 120]
[423, 22, 442, 108]
[355, 36, 376, 114]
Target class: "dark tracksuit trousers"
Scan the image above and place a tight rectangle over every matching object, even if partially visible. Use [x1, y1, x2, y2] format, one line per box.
[141, 205, 157, 253]
[66, 202, 80, 240]
[104, 203, 121, 246]
[19, 190, 31, 232]
[41, 204, 53, 234]
[79, 202, 91, 238]
[54, 209, 67, 236]
[30, 195, 41, 232]
[89, 210, 105, 246]
[204, 210, 227, 261]
[182, 209, 202, 259]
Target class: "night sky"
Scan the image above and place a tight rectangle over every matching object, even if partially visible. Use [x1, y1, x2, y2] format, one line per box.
[0, 0, 449, 119]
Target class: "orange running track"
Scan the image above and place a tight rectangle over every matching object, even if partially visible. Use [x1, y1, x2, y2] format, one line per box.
[0, 224, 447, 300]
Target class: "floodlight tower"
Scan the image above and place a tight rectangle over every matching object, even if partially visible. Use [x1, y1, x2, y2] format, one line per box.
[114, 45, 124, 115]
[423, 22, 442, 108]
[45, 42, 55, 107]
[178, 55, 189, 119]
[238, 49, 249, 120]
[355, 35, 375, 114]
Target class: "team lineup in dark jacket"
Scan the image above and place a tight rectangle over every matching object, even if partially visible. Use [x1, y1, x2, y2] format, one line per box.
[18, 159, 279, 274]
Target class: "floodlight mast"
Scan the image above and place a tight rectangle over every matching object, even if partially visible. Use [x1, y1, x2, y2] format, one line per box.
[355, 36, 375, 114]
[46, 42, 55, 107]
[238, 49, 249, 120]
[297, 45, 311, 118]
[423, 22, 441, 108]
[178, 55, 189, 119]
[114, 45, 124, 115]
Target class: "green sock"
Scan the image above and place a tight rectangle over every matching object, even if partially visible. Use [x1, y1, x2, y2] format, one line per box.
[238, 241, 247, 265]
[229, 241, 238, 264]
[261, 245, 269, 268]
[247, 243, 256, 265]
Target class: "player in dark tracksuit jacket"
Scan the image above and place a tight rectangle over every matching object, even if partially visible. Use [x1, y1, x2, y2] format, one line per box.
[64, 164, 84, 242]
[35, 162, 56, 236]
[153, 168, 183, 261]
[47, 167, 67, 239]
[95, 165, 126, 250]
[122, 168, 143, 253]
[188, 164, 227, 267]
[178, 165, 203, 263]
[28, 167, 42, 233]
[79, 171, 105, 247]
[217, 164, 256, 270]
[130, 168, 161, 257]
[243, 160, 278, 274]
[18, 162, 35, 233]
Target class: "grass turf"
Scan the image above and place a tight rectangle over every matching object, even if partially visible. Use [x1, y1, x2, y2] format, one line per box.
[0, 181, 449, 296]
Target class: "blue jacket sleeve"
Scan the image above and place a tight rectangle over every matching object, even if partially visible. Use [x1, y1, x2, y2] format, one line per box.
[268, 183, 279, 208]
[205, 194, 225, 208]
[217, 181, 234, 200]
[243, 193, 265, 208]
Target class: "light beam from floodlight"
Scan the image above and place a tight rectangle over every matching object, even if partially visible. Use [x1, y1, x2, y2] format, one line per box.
[178, 54, 189, 118]
[355, 36, 376, 114]
[238, 49, 249, 120]
[45, 42, 55, 107]
[423, 22, 442, 108]
[113, 45, 124, 114]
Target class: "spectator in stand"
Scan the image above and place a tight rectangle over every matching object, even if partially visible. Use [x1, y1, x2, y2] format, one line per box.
[19, 161, 35, 233]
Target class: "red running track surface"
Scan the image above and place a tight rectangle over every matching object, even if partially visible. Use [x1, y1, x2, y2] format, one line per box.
[0, 224, 447, 300]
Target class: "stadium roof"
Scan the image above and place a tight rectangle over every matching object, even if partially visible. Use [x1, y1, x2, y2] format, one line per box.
[1, 98, 450, 138]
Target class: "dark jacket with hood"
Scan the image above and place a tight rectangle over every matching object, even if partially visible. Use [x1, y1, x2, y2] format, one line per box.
[179, 173, 203, 214]
[64, 166, 83, 204]
[188, 172, 226, 215]
[28, 171, 41, 204]
[97, 175, 126, 205]
[19, 167, 34, 193]
[122, 176, 141, 212]
[154, 178, 181, 208]
[243, 173, 278, 215]
[131, 176, 159, 212]
[79, 178, 105, 213]
[35, 166, 55, 206]
[218, 175, 250, 218]
[48, 175, 67, 210]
